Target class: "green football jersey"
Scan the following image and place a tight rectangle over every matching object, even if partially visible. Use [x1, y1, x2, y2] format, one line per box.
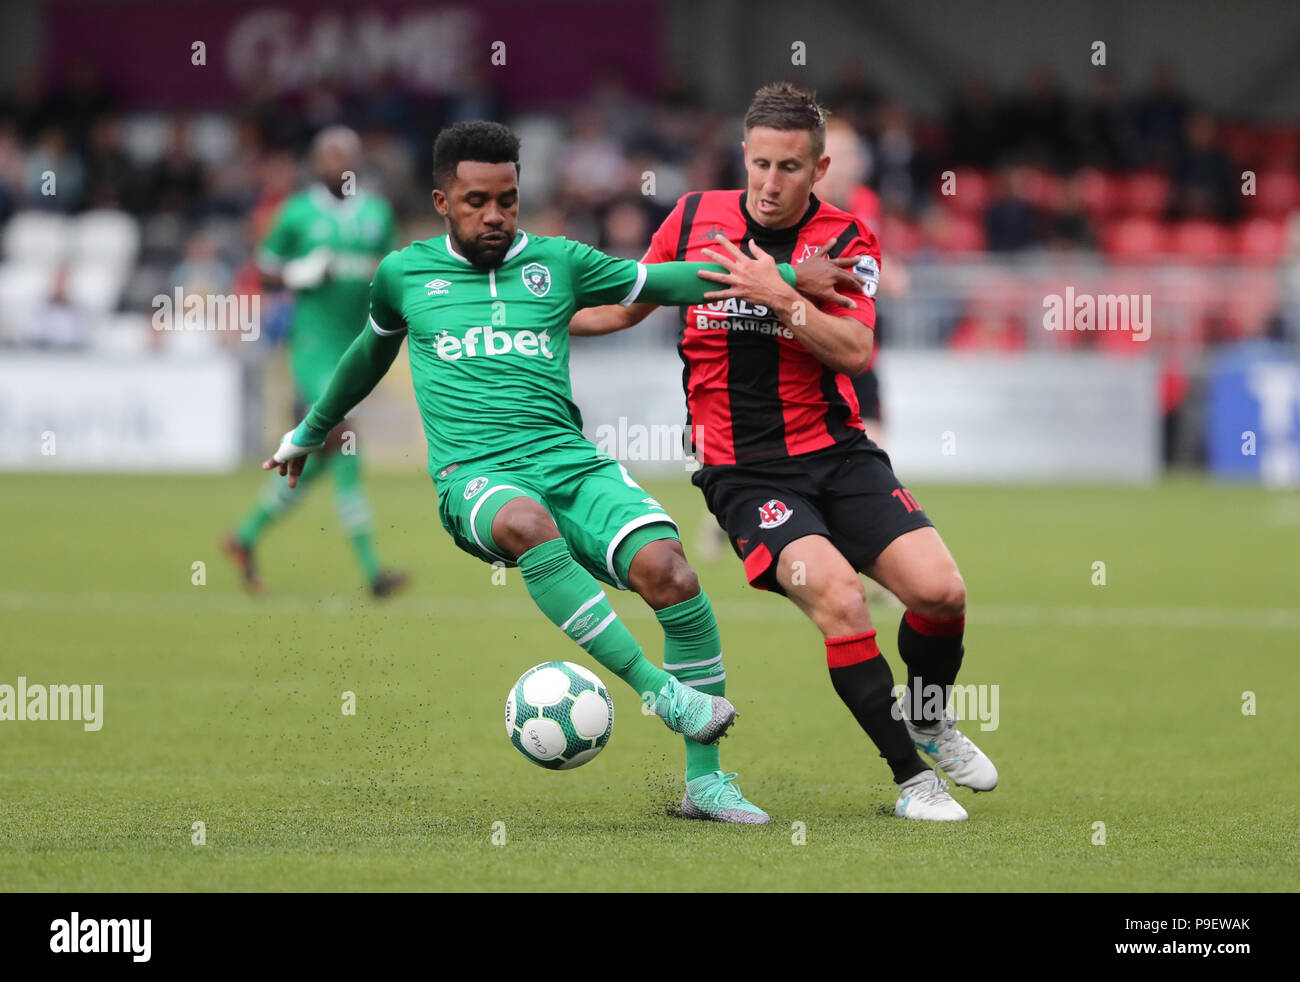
[258, 184, 396, 367]
[368, 230, 649, 479]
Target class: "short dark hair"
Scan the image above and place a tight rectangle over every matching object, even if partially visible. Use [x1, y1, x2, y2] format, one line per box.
[432, 121, 520, 190]
[743, 82, 828, 158]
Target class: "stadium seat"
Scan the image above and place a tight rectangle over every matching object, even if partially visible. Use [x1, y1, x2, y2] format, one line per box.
[0, 262, 55, 342]
[1078, 169, 1122, 219]
[1103, 216, 1168, 260]
[945, 169, 992, 217]
[121, 113, 171, 164]
[189, 114, 238, 165]
[74, 210, 141, 269]
[1122, 172, 1171, 218]
[877, 214, 922, 256]
[1236, 217, 1287, 263]
[1169, 220, 1231, 262]
[1218, 123, 1258, 165]
[3, 211, 71, 266]
[67, 263, 128, 314]
[1246, 170, 1299, 219]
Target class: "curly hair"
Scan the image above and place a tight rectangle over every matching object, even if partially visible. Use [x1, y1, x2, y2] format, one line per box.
[432, 121, 521, 189]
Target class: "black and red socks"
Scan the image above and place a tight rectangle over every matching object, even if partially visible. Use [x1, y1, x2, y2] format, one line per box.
[825, 631, 927, 785]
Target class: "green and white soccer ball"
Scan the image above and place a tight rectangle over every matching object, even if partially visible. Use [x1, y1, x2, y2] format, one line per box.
[505, 661, 614, 770]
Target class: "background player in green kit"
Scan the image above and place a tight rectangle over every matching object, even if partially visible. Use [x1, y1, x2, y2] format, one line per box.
[265, 122, 851, 822]
[223, 126, 408, 598]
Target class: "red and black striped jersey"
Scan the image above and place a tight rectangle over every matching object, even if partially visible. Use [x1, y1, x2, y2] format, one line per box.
[644, 190, 881, 467]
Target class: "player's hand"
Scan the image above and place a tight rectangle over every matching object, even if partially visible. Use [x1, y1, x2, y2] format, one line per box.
[282, 247, 332, 291]
[262, 429, 319, 488]
[698, 236, 796, 310]
[793, 237, 864, 310]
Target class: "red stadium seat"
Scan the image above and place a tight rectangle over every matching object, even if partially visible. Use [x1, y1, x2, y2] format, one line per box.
[937, 212, 987, 254]
[1257, 126, 1300, 168]
[1103, 216, 1168, 260]
[1218, 123, 1258, 165]
[1078, 168, 1121, 219]
[1123, 172, 1171, 218]
[1022, 167, 1059, 209]
[877, 214, 922, 257]
[1246, 171, 1299, 219]
[1236, 217, 1287, 263]
[1169, 220, 1231, 263]
[945, 169, 993, 217]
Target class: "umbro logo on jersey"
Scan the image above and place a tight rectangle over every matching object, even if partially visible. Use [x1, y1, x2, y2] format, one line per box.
[758, 499, 794, 529]
[425, 278, 452, 296]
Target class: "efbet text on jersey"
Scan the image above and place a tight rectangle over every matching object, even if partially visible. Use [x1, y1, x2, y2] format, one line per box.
[434, 325, 556, 361]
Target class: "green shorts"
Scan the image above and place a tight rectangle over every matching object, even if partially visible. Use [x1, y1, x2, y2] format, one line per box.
[436, 437, 679, 589]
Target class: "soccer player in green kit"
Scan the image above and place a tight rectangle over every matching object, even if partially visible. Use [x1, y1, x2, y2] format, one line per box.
[224, 126, 408, 598]
[265, 122, 852, 822]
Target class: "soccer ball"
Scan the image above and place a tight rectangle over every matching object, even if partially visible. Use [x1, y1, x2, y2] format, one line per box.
[505, 661, 614, 770]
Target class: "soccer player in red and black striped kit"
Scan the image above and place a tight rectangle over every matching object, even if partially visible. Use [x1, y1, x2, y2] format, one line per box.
[572, 83, 997, 821]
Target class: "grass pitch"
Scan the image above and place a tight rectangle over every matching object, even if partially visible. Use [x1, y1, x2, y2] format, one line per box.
[2, 471, 1297, 891]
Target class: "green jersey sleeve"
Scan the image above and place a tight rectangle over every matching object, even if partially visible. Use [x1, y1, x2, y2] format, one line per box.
[564, 238, 797, 308]
[368, 251, 408, 335]
[257, 200, 299, 272]
[564, 239, 646, 307]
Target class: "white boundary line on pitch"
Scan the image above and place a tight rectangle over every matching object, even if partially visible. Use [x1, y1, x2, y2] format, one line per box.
[1, 590, 1298, 631]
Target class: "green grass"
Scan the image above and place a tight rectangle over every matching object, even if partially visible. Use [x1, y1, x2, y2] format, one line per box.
[2, 471, 1298, 891]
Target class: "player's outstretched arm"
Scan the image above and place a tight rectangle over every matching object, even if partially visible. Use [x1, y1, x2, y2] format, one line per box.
[569, 302, 658, 336]
[263, 324, 404, 486]
[634, 250, 797, 306]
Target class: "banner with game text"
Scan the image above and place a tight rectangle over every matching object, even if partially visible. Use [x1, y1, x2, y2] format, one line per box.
[0, 353, 242, 471]
[44, 0, 663, 110]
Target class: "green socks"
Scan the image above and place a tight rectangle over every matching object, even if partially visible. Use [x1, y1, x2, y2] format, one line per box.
[236, 449, 382, 586]
[237, 450, 330, 544]
[333, 450, 380, 583]
[518, 539, 669, 698]
[656, 591, 725, 780]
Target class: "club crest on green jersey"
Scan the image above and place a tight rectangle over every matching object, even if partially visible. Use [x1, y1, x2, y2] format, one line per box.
[522, 262, 551, 297]
[463, 476, 489, 499]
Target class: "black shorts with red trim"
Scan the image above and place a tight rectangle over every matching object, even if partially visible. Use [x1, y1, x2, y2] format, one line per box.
[691, 434, 934, 594]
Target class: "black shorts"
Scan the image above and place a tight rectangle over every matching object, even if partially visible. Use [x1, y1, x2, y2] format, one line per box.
[691, 434, 933, 594]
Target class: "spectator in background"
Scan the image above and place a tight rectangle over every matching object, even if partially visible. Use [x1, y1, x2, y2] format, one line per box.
[1045, 171, 1095, 250]
[872, 101, 918, 216]
[25, 266, 91, 349]
[556, 107, 628, 214]
[1070, 74, 1141, 170]
[1173, 111, 1238, 221]
[945, 75, 1003, 169]
[45, 62, 114, 155]
[145, 120, 205, 219]
[25, 127, 84, 211]
[984, 163, 1046, 252]
[82, 115, 137, 211]
[0, 121, 24, 221]
[1007, 66, 1073, 170]
[1134, 64, 1189, 168]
